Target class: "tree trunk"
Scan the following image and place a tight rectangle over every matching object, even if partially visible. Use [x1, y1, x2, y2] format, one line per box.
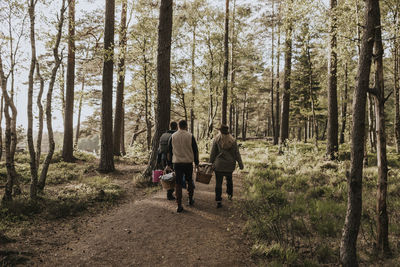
[270, 0, 275, 143]
[28, 0, 38, 199]
[113, 0, 127, 156]
[0, 96, 3, 161]
[242, 92, 247, 141]
[221, 0, 229, 125]
[307, 44, 318, 148]
[274, 4, 281, 145]
[99, 0, 115, 172]
[235, 104, 240, 138]
[206, 34, 216, 138]
[340, 62, 348, 144]
[143, 40, 152, 151]
[190, 28, 196, 134]
[121, 103, 126, 155]
[63, 0, 75, 162]
[368, 94, 377, 152]
[75, 78, 84, 148]
[340, 0, 377, 265]
[372, 4, 390, 254]
[326, 0, 338, 160]
[394, 7, 400, 153]
[38, 0, 65, 191]
[36, 62, 45, 168]
[229, 0, 237, 134]
[0, 54, 18, 202]
[143, 0, 173, 178]
[278, 16, 292, 151]
[60, 62, 65, 121]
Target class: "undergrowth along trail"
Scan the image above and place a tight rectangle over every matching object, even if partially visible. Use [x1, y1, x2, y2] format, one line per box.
[240, 140, 400, 266]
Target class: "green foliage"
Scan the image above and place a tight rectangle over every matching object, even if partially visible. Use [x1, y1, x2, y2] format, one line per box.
[0, 177, 123, 227]
[124, 141, 149, 165]
[241, 140, 400, 265]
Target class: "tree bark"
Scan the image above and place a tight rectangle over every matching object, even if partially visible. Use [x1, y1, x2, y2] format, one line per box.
[327, 0, 338, 160]
[59, 62, 65, 121]
[0, 96, 3, 161]
[340, 62, 348, 144]
[75, 78, 84, 148]
[221, 0, 229, 125]
[368, 94, 376, 152]
[38, 0, 66, 191]
[121, 103, 126, 155]
[394, 5, 400, 153]
[143, 39, 152, 151]
[278, 14, 292, 151]
[229, 0, 237, 135]
[36, 62, 45, 168]
[143, 0, 173, 178]
[28, 0, 38, 199]
[0, 54, 18, 202]
[99, 0, 115, 172]
[340, 0, 377, 265]
[113, 0, 127, 156]
[372, 3, 390, 254]
[270, 0, 275, 142]
[274, 3, 281, 145]
[63, 0, 75, 162]
[190, 28, 196, 134]
[242, 92, 247, 141]
[307, 46, 318, 148]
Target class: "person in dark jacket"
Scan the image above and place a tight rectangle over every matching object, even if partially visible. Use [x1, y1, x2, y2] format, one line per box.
[157, 121, 177, 200]
[168, 120, 199, 213]
[209, 124, 244, 208]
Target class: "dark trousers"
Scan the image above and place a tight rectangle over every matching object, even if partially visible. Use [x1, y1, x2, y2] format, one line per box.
[174, 163, 194, 207]
[215, 171, 233, 202]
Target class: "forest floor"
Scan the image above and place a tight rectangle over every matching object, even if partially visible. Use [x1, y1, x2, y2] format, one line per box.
[1, 160, 255, 266]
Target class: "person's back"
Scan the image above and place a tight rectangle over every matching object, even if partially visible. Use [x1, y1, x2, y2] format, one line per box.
[209, 125, 243, 208]
[157, 121, 178, 200]
[211, 133, 241, 173]
[171, 130, 195, 164]
[168, 120, 199, 213]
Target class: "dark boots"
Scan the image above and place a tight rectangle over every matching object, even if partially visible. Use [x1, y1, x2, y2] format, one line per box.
[167, 189, 175, 200]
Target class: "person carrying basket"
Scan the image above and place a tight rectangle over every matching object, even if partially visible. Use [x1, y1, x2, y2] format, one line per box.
[157, 121, 178, 200]
[209, 124, 244, 208]
[168, 120, 199, 213]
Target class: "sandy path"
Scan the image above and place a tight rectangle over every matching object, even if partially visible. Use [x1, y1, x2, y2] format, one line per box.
[33, 174, 255, 267]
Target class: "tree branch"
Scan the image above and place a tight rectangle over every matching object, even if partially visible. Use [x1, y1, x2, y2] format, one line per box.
[384, 90, 393, 104]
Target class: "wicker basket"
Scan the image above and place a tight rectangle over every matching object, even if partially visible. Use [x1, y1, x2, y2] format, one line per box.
[196, 163, 214, 184]
[161, 179, 175, 190]
[160, 172, 176, 190]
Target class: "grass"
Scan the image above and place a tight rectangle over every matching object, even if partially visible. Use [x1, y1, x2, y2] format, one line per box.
[0, 151, 126, 238]
[240, 140, 400, 265]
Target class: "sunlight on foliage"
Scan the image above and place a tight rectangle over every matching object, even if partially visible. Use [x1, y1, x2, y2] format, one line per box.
[241, 140, 400, 265]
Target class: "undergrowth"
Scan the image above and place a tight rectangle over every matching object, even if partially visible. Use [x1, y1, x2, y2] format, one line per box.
[241, 140, 400, 265]
[0, 151, 124, 237]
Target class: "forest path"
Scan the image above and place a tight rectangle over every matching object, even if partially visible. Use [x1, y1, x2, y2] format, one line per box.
[34, 170, 255, 267]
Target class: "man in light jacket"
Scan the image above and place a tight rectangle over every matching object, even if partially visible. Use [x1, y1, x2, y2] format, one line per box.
[168, 120, 199, 213]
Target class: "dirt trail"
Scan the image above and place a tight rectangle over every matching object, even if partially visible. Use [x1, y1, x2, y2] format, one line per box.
[29, 172, 255, 267]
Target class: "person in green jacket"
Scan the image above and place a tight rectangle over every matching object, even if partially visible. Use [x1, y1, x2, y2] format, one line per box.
[209, 124, 244, 208]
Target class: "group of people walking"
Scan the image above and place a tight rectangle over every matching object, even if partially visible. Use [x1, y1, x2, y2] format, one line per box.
[157, 120, 244, 213]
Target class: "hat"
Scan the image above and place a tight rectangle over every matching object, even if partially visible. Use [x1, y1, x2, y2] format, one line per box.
[217, 124, 229, 134]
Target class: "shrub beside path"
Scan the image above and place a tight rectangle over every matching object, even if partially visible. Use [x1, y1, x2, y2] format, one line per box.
[33, 171, 255, 266]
